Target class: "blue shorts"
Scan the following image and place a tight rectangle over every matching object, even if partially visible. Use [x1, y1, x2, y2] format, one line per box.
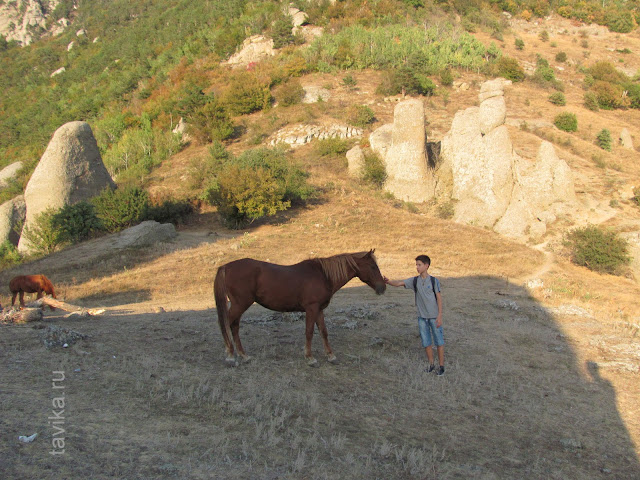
[418, 317, 444, 347]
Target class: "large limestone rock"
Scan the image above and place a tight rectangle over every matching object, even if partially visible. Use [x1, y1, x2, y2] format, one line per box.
[440, 78, 576, 239]
[619, 128, 634, 150]
[112, 221, 177, 249]
[0, 161, 23, 188]
[0, 196, 26, 246]
[379, 99, 434, 202]
[346, 146, 365, 178]
[225, 35, 275, 68]
[18, 121, 115, 253]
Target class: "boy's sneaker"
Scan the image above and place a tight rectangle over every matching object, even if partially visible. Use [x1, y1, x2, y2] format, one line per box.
[436, 366, 445, 376]
[426, 364, 435, 373]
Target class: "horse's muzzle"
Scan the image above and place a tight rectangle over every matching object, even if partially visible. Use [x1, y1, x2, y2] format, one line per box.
[375, 283, 387, 295]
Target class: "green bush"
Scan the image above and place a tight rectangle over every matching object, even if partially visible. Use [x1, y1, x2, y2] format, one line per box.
[548, 92, 566, 106]
[440, 69, 454, 87]
[188, 100, 235, 143]
[223, 74, 272, 115]
[147, 198, 194, 225]
[202, 147, 314, 227]
[203, 165, 290, 228]
[91, 187, 150, 233]
[539, 30, 549, 42]
[491, 56, 525, 82]
[0, 241, 22, 268]
[555, 51, 567, 62]
[436, 200, 455, 219]
[272, 16, 295, 49]
[591, 80, 626, 109]
[347, 105, 375, 128]
[376, 67, 434, 96]
[52, 202, 104, 244]
[514, 38, 524, 50]
[565, 225, 630, 274]
[315, 138, 349, 157]
[584, 92, 600, 111]
[19, 209, 63, 255]
[361, 152, 387, 188]
[554, 112, 578, 132]
[606, 10, 636, 34]
[273, 79, 305, 107]
[596, 129, 612, 151]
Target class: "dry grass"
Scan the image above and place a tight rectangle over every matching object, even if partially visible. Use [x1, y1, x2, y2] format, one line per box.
[1, 15, 640, 479]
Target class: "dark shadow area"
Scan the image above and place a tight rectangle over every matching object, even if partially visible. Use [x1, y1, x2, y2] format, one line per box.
[0, 275, 637, 478]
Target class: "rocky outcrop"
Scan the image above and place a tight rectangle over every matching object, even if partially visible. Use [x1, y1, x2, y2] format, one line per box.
[620, 128, 634, 150]
[303, 86, 331, 103]
[270, 124, 362, 147]
[112, 221, 177, 249]
[225, 35, 275, 68]
[379, 99, 434, 202]
[0, 196, 26, 246]
[439, 78, 576, 239]
[366, 79, 577, 241]
[18, 121, 115, 253]
[0, 0, 49, 46]
[346, 146, 365, 178]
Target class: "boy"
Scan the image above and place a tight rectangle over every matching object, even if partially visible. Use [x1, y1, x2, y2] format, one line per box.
[384, 255, 444, 375]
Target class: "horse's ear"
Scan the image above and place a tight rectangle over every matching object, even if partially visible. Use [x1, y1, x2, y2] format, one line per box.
[368, 249, 375, 257]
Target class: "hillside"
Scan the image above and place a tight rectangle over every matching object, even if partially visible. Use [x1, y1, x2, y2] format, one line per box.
[1, 6, 640, 479]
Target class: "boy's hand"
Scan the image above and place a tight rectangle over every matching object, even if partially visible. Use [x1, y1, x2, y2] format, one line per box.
[436, 315, 442, 328]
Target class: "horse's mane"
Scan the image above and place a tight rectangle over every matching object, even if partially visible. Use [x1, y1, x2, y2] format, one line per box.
[312, 251, 372, 286]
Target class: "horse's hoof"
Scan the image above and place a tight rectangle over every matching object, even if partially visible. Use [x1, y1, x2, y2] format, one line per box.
[225, 357, 238, 367]
[327, 355, 338, 364]
[240, 355, 252, 364]
[306, 357, 319, 367]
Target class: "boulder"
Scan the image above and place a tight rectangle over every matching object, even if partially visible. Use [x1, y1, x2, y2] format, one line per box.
[226, 35, 275, 68]
[0, 196, 26, 246]
[0, 161, 23, 188]
[112, 221, 177, 249]
[479, 95, 507, 135]
[346, 146, 365, 178]
[288, 6, 308, 27]
[382, 99, 434, 202]
[18, 121, 115, 253]
[619, 128, 634, 150]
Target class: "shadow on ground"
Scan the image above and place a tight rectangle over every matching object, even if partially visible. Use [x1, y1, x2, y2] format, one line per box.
[0, 276, 637, 479]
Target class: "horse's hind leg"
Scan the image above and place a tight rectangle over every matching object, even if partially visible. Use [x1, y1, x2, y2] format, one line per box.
[316, 310, 337, 364]
[11, 292, 17, 307]
[228, 300, 252, 363]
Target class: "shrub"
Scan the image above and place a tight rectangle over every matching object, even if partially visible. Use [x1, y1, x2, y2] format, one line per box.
[596, 129, 612, 151]
[514, 38, 524, 50]
[0, 241, 22, 268]
[565, 225, 630, 274]
[440, 69, 454, 87]
[223, 74, 272, 115]
[272, 16, 295, 49]
[436, 200, 455, 219]
[203, 165, 289, 228]
[52, 202, 104, 245]
[91, 187, 150, 233]
[19, 209, 63, 255]
[554, 112, 577, 132]
[361, 152, 387, 188]
[591, 80, 627, 109]
[274, 79, 305, 107]
[147, 198, 194, 225]
[606, 10, 636, 34]
[583, 92, 599, 111]
[492, 56, 525, 82]
[316, 138, 349, 157]
[376, 67, 435, 96]
[539, 30, 549, 42]
[548, 92, 566, 106]
[555, 51, 567, 62]
[342, 74, 357, 89]
[188, 100, 235, 143]
[347, 105, 375, 128]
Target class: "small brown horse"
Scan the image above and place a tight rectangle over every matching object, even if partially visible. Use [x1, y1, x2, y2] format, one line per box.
[214, 250, 386, 366]
[10, 275, 57, 310]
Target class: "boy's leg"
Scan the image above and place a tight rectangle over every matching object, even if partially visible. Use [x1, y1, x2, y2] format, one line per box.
[436, 345, 444, 367]
[425, 346, 435, 364]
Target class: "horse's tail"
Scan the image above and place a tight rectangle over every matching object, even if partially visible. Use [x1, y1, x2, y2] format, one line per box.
[214, 265, 234, 356]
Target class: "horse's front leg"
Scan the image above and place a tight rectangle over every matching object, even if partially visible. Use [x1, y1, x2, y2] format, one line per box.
[316, 310, 337, 364]
[304, 306, 319, 367]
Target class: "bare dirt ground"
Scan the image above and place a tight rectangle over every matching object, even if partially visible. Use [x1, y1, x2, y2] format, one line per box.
[1, 14, 640, 480]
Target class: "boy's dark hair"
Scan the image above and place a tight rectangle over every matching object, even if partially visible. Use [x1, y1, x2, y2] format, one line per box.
[415, 255, 431, 266]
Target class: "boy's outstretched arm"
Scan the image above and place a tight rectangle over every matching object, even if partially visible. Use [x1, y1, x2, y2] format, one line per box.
[383, 276, 405, 287]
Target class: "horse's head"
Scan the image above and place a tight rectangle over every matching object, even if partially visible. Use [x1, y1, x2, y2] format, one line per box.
[354, 250, 386, 295]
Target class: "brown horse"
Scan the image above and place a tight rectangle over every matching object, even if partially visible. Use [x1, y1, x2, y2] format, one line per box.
[214, 250, 386, 366]
[10, 275, 57, 310]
